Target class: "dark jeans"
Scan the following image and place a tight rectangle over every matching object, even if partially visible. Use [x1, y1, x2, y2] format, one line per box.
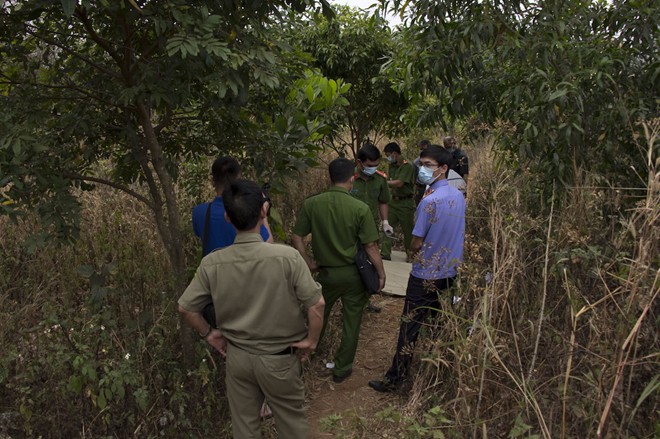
[385, 275, 454, 383]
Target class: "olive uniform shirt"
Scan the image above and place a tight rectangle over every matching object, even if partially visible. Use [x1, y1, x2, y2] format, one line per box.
[178, 233, 322, 354]
[293, 186, 379, 267]
[350, 170, 391, 225]
[388, 158, 415, 199]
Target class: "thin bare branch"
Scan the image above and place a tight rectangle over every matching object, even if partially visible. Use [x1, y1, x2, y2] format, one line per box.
[63, 172, 155, 210]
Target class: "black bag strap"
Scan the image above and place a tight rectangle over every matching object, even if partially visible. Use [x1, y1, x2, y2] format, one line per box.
[202, 202, 212, 256]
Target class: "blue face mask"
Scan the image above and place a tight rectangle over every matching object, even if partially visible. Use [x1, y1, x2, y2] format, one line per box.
[386, 156, 395, 164]
[418, 166, 437, 185]
[362, 166, 378, 176]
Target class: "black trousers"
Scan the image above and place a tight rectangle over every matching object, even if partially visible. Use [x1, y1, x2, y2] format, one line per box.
[385, 275, 454, 383]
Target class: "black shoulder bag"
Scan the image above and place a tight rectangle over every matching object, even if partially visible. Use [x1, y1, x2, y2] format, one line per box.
[355, 242, 380, 295]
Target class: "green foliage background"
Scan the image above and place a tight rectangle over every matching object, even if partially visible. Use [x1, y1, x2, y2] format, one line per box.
[0, 0, 658, 437]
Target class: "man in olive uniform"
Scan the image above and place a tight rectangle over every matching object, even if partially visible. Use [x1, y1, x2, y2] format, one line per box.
[179, 180, 325, 439]
[381, 142, 416, 261]
[292, 157, 386, 384]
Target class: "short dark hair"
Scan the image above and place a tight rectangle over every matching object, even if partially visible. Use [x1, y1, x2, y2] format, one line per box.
[211, 157, 241, 188]
[329, 157, 355, 184]
[420, 145, 454, 168]
[418, 139, 431, 149]
[357, 143, 381, 162]
[443, 136, 456, 149]
[383, 142, 401, 154]
[222, 179, 265, 231]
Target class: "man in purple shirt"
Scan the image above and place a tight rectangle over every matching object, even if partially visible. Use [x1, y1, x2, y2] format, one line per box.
[368, 145, 466, 392]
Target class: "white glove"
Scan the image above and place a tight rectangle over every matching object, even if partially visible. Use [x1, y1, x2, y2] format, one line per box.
[382, 220, 395, 238]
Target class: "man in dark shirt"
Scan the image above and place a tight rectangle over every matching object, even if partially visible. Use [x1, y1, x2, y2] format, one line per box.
[443, 136, 469, 186]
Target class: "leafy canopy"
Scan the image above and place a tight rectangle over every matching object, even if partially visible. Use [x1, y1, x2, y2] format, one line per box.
[383, 0, 659, 188]
[0, 0, 344, 254]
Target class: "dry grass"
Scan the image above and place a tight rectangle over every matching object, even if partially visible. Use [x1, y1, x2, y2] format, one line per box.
[386, 122, 659, 438]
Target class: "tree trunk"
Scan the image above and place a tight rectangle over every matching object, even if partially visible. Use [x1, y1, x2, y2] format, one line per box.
[135, 102, 195, 363]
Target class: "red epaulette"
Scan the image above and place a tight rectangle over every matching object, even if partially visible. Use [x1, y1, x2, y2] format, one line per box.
[376, 170, 388, 178]
[354, 172, 360, 179]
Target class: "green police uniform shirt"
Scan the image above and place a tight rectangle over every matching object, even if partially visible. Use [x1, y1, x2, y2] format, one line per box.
[292, 186, 379, 267]
[351, 170, 391, 224]
[388, 159, 415, 199]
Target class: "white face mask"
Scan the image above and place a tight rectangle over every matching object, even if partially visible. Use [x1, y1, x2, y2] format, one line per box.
[362, 166, 378, 176]
[386, 156, 395, 164]
[418, 166, 437, 185]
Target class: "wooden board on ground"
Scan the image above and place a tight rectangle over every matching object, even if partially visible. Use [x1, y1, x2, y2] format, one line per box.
[381, 250, 410, 297]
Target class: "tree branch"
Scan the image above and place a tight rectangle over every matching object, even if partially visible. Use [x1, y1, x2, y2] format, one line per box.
[63, 172, 155, 210]
[75, 7, 125, 74]
[154, 106, 173, 134]
[24, 25, 121, 80]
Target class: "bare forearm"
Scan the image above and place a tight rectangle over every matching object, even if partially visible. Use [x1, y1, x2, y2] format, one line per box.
[388, 179, 404, 188]
[410, 236, 423, 253]
[306, 298, 325, 346]
[378, 203, 388, 222]
[178, 304, 211, 336]
[292, 235, 310, 261]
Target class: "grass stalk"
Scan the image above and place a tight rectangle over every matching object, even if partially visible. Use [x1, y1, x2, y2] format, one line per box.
[527, 182, 555, 381]
[561, 268, 576, 439]
[597, 285, 659, 438]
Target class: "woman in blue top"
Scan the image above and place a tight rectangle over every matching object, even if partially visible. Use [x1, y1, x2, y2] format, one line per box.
[192, 157, 273, 256]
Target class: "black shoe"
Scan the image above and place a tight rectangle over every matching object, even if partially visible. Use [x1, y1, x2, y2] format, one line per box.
[368, 379, 396, 393]
[332, 369, 352, 384]
[381, 255, 391, 261]
[366, 303, 382, 313]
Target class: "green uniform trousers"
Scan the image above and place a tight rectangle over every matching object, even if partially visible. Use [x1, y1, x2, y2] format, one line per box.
[381, 198, 415, 258]
[317, 265, 369, 378]
[225, 343, 307, 439]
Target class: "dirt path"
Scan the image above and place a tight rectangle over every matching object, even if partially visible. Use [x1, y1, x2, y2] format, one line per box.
[306, 294, 404, 438]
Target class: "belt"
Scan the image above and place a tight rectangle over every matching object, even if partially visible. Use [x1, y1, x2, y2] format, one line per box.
[392, 195, 411, 200]
[272, 346, 296, 355]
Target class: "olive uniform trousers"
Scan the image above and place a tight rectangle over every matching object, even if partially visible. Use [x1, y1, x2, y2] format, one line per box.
[317, 265, 369, 379]
[225, 343, 307, 439]
[380, 198, 415, 258]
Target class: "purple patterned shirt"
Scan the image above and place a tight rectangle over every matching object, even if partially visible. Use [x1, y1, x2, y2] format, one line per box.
[411, 179, 465, 279]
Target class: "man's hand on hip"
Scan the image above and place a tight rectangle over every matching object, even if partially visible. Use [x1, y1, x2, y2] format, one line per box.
[291, 338, 317, 361]
[205, 330, 227, 357]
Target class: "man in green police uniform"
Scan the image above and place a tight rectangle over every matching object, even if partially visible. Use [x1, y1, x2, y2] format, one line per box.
[381, 142, 416, 261]
[292, 157, 386, 384]
[351, 143, 392, 313]
[179, 180, 325, 439]
[351, 143, 393, 254]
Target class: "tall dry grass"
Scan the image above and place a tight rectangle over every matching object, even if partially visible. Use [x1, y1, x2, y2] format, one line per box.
[389, 123, 659, 438]
[0, 184, 233, 438]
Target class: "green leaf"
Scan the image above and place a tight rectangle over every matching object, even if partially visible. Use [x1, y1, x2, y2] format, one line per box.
[76, 265, 95, 278]
[548, 88, 568, 101]
[508, 413, 532, 438]
[61, 0, 76, 16]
